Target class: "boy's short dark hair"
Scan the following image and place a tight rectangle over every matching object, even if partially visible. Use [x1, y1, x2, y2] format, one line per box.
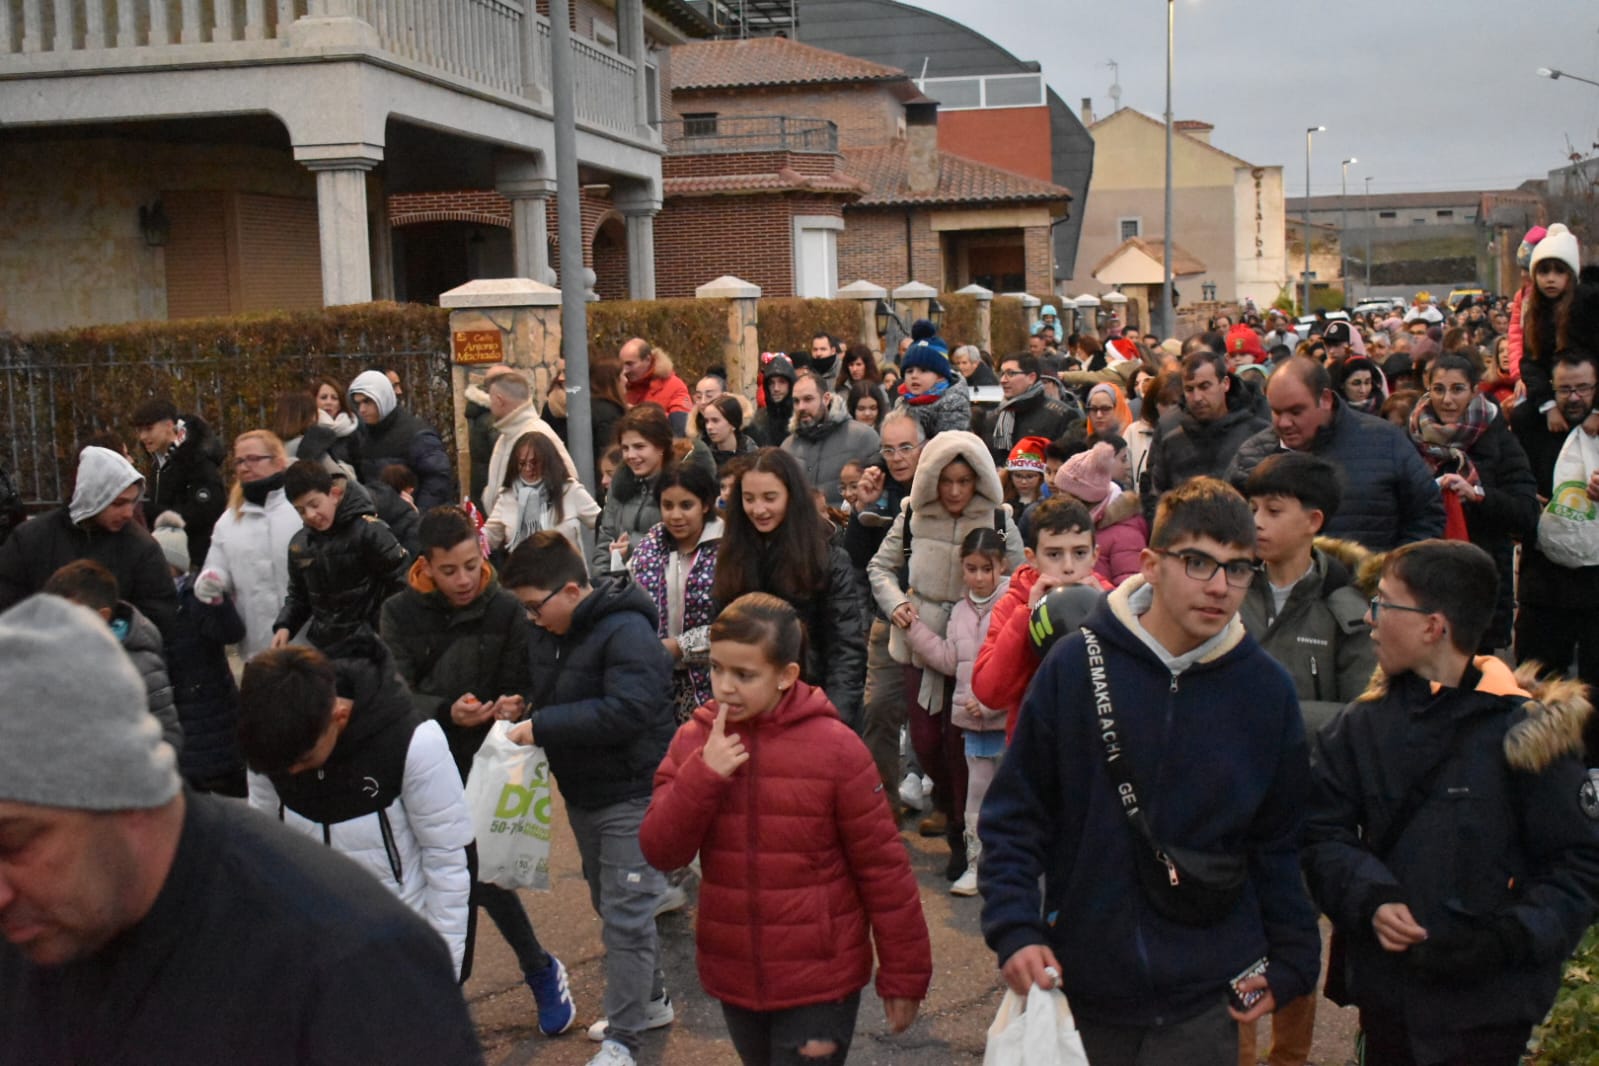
[1150, 477, 1255, 551]
[43, 559, 119, 612]
[1096, 432, 1128, 452]
[1027, 497, 1095, 549]
[238, 646, 338, 775]
[1046, 438, 1089, 463]
[418, 506, 478, 557]
[1243, 452, 1342, 523]
[284, 459, 335, 503]
[503, 529, 588, 593]
[1004, 353, 1041, 377]
[379, 464, 417, 495]
[131, 398, 178, 427]
[1383, 540, 1498, 656]
[1181, 349, 1228, 382]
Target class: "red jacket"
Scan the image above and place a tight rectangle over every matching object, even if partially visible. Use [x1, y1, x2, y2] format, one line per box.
[625, 351, 692, 415]
[972, 564, 1112, 740]
[639, 682, 931, 1012]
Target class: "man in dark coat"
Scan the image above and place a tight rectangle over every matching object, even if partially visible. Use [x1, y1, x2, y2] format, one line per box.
[0, 446, 177, 638]
[749, 354, 797, 447]
[1226, 357, 1445, 551]
[0, 594, 483, 1066]
[346, 369, 457, 512]
[984, 353, 1076, 462]
[132, 399, 226, 570]
[1143, 350, 1268, 517]
[1513, 347, 1599, 762]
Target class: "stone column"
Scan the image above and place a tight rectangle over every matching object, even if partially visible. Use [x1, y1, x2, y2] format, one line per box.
[615, 0, 649, 135]
[615, 182, 661, 301]
[296, 144, 383, 306]
[836, 279, 888, 355]
[696, 276, 762, 403]
[495, 153, 556, 284]
[440, 278, 565, 495]
[955, 283, 994, 353]
[892, 280, 936, 352]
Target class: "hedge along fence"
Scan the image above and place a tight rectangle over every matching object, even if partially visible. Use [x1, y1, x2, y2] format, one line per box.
[936, 293, 979, 351]
[585, 298, 728, 384]
[757, 298, 860, 359]
[1, 302, 455, 506]
[991, 296, 1034, 359]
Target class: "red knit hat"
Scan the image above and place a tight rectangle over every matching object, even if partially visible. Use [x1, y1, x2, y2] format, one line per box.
[1226, 325, 1266, 364]
[1055, 441, 1118, 503]
[1006, 435, 1051, 474]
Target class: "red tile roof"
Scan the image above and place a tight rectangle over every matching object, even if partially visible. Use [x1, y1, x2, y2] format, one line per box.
[841, 143, 1073, 208]
[669, 37, 907, 91]
[664, 168, 869, 198]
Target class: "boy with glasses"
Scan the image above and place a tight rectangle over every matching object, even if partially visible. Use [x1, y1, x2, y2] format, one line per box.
[1304, 540, 1599, 1066]
[982, 478, 1321, 1066]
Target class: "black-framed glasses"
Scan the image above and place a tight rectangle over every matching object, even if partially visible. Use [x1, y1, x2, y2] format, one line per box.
[521, 588, 561, 621]
[1367, 597, 1432, 622]
[1153, 548, 1258, 589]
[1555, 384, 1596, 398]
[1086, 405, 1116, 415]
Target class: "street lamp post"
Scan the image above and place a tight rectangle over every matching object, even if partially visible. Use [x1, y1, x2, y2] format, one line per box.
[1364, 175, 1374, 296]
[1302, 125, 1324, 316]
[1340, 157, 1356, 308]
[1160, 0, 1175, 340]
[1537, 67, 1599, 90]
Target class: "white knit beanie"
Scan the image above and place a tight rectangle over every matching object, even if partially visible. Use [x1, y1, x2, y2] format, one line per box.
[1530, 223, 1581, 277]
[150, 511, 189, 573]
[0, 596, 180, 810]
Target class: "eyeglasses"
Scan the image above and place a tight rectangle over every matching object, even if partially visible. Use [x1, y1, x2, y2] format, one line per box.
[1086, 405, 1116, 415]
[521, 587, 562, 622]
[233, 454, 275, 469]
[998, 369, 1027, 379]
[1555, 384, 1596, 398]
[881, 442, 919, 458]
[1153, 548, 1259, 589]
[1367, 597, 1432, 622]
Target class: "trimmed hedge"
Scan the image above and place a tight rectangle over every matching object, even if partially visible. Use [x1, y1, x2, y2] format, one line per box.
[585, 298, 728, 382]
[991, 296, 1032, 359]
[758, 298, 861, 357]
[937, 293, 979, 350]
[2, 303, 453, 505]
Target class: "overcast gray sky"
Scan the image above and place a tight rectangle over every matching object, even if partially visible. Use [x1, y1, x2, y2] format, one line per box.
[906, 0, 1599, 196]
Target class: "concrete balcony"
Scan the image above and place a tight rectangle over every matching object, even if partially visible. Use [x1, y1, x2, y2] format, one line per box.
[0, 0, 655, 144]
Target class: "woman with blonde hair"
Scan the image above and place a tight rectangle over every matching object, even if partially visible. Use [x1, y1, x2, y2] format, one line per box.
[196, 429, 302, 657]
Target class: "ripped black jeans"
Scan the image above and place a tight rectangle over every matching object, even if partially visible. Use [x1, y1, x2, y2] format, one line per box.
[720, 991, 862, 1066]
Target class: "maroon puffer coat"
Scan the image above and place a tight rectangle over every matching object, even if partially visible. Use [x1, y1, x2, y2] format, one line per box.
[640, 682, 932, 1012]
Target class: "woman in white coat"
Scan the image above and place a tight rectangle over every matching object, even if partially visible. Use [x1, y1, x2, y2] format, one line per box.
[484, 430, 600, 564]
[196, 430, 302, 658]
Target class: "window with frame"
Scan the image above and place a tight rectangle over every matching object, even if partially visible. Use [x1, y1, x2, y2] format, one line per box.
[682, 113, 718, 137]
[1119, 218, 1141, 241]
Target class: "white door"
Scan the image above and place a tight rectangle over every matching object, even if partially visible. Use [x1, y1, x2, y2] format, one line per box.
[796, 227, 837, 298]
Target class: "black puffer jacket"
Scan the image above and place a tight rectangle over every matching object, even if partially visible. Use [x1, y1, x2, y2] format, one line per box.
[381, 561, 532, 781]
[1227, 398, 1445, 551]
[274, 480, 410, 648]
[143, 414, 227, 569]
[1304, 664, 1599, 1062]
[525, 575, 675, 811]
[167, 575, 248, 783]
[982, 385, 1077, 463]
[0, 507, 178, 639]
[1144, 377, 1268, 510]
[351, 409, 457, 513]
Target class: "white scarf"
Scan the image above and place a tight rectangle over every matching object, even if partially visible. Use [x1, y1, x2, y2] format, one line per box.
[512, 479, 553, 549]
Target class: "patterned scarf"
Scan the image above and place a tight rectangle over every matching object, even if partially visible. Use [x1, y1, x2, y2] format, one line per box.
[899, 378, 950, 407]
[1408, 392, 1494, 487]
[990, 381, 1044, 451]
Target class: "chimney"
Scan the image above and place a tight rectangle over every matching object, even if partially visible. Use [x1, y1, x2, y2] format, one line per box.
[1081, 97, 1095, 125]
[1176, 119, 1214, 145]
[905, 101, 939, 194]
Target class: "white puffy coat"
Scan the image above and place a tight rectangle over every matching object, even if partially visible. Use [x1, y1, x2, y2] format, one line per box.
[201, 488, 302, 658]
[247, 719, 474, 976]
[481, 402, 579, 514]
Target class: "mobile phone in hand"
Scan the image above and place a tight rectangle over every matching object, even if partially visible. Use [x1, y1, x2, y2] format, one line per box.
[1228, 958, 1268, 1012]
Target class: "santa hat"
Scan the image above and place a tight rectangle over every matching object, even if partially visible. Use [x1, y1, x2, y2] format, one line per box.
[1006, 436, 1051, 475]
[1530, 223, 1580, 278]
[1055, 441, 1119, 504]
[1107, 337, 1140, 364]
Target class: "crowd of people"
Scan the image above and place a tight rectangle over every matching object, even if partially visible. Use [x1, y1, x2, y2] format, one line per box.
[4, 222, 1599, 1066]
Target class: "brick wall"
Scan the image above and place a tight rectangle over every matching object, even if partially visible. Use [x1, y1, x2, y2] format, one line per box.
[654, 196, 794, 298]
[837, 207, 944, 289]
[388, 190, 512, 227]
[1023, 225, 1054, 295]
[664, 151, 837, 179]
[593, 216, 629, 299]
[671, 84, 903, 148]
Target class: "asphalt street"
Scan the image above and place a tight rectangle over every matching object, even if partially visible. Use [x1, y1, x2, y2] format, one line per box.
[467, 789, 1361, 1065]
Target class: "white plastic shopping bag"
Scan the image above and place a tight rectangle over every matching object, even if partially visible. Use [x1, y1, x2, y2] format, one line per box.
[1537, 426, 1599, 568]
[464, 721, 553, 891]
[982, 985, 1089, 1066]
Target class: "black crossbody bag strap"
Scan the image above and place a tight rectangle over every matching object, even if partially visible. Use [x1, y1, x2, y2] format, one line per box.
[1082, 625, 1178, 884]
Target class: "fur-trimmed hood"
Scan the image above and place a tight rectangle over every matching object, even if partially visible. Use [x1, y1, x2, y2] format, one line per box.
[646, 347, 678, 383]
[789, 389, 853, 439]
[1314, 536, 1378, 596]
[1359, 657, 1593, 773]
[1095, 489, 1143, 531]
[907, 430, 1004, 516]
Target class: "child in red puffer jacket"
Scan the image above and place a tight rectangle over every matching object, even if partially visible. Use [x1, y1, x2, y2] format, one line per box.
[640, 592, 931, 1065]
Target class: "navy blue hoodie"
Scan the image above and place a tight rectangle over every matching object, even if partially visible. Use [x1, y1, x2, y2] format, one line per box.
[980, 577, 1321, 1026]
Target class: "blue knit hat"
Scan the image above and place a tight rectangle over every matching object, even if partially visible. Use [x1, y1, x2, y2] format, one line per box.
[901, 339, 953, 381]
[910, 318, 939, 342]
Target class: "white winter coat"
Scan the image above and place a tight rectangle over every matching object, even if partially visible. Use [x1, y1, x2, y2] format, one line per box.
[481, 402, 579, 514]
[247, 719, 474, 977]
[201, 488, 302, 658]
[484, 478, 601, 559]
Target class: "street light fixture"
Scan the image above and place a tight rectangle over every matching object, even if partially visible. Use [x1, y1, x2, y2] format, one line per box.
[1340, 158, 1356, 307]
[1160, 0, 1175, 340]
[1538, 67, 1599, 89]
[1302, 125, 1325, 316]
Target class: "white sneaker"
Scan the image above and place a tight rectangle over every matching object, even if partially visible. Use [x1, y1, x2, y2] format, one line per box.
[586, 1040, 636, 1066]
[653, 882, 689, 917]
[950, 864, 979, 896]
[586, 995, 675, 1041]
[898, 773, 928, 811]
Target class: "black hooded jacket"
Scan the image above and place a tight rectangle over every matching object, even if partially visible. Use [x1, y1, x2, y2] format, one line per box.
[1143, 373, 1268, 515]
[525, 575, 676, 811]
[274, 479, 410, 648]
[143, 413, 227, 568]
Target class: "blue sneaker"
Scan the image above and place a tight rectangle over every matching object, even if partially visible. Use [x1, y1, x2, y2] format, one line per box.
[527, 954, 576, 1036]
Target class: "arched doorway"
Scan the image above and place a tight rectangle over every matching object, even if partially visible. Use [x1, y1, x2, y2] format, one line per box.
[591, 214, 629, 300]
[390, 218, 513, 305]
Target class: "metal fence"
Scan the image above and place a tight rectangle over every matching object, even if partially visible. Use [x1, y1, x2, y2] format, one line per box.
[0, 339, 455, 508]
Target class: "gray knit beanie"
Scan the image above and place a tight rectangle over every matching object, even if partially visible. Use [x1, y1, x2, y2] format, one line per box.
[0, 595, 181, 810]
